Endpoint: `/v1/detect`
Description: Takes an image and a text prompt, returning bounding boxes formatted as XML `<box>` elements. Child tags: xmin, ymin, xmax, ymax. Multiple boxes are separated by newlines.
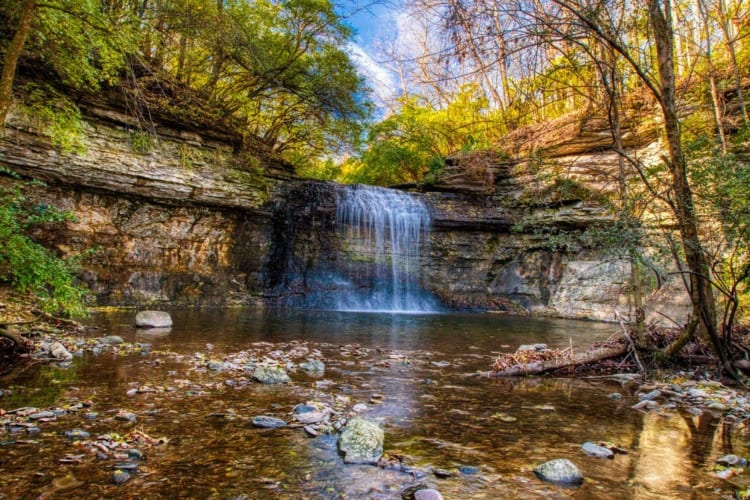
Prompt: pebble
<box><xmin>49</xmin><ymin>342</ymin><xmax>73</xmax><ymax>361</ymax></box>
<box><xmin>353</xmin><ymin>403</ymin><xmax>368</xmax><ymax>413</ymax></box>
<box><xmin>303</xmin><ymin>425</ymin><xmax>318</xmax><ymax>437</ymax></box>
<box><xmin>99</xmin><ymin>335</ymin><xmax>125</xmax><ymax>346</ymax></box>
<box><xmin>608</xmin><ymin>392</ymin><xmax>622</xmax><ymax>400</ymax></box>
<box><xmin>29</xmin><ymin>411</ymin><xmax>56</xmax><ymax>420</ymax></box>
<box><xmin>63</xmin><ymin>429</ymin><xmax>90</xmax><ymax>440</ymax></box>
<box><xmin>111</xmin><ymin>470</ymin><xmax>131</xmax><ymax>485</ymax></box>
<box><xmin>116</xmin><ymin>411</ymin><xmax>137</xmax><ymax>423</ymax></box>
<box><xmin>401</xmin><ymin>483</ymin><xmax>429</xmax><ymax>500</ymax></box>
<box><xmin>113</xmin><ymin>462</ymin><xmax>139</xmax><ymax>472</ymax></box>
<box><xmin>459</xmin><ymin>465</ymin><xmax>479</xmax><ymax>475</ymax></box>
<box><xmin>433</xmin><ymin>468</ymin><xmax>453</xmax><ymax>478</ymax></box>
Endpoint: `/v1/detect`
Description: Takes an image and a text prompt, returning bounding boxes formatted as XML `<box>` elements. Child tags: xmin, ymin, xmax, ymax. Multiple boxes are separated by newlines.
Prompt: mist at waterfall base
<box><xmin>278</xmin><ymin>184</ymin><xmax>442</xmax><ymax>313</ymax></box>
<box><xmin>332</xmin><ymin>185</ymin><xmax>440</xmax><ymax>313</ymax></box>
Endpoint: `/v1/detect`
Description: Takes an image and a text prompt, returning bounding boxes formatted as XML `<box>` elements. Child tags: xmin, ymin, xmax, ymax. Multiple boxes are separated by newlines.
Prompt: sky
<box><xmin>336</xmin><ymin>2</ymin><xmax>400</xmax><ymax>106</ymax></box>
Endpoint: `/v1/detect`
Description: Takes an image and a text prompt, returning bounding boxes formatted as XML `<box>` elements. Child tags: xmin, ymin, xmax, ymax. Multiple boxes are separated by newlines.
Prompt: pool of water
<box><xmin>0</xmin><ymin>309</ymin><xmax>745</xmax><ymax>498</ymax></box>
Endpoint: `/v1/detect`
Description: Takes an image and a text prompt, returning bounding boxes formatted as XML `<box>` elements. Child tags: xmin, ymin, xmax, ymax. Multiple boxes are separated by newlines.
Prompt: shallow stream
<box><xmin>1</xmin><ymin>310</ymin><xmax>747</xmax><ymax>498</ymax></box>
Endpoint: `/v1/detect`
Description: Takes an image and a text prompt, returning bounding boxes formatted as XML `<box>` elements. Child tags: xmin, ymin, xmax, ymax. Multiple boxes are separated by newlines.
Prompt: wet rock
<box><xmin>433</xmin><ymin>468</ymin><xmax>453</xmax><ymax>478</ymax></box>
<box><xmin>294</xmin><ymin>410</ymin><xmax>329</xmax><ymax>425</ymax></box>
<box><xmin>581</xmin><ymin>442</ymin><xmax>614</xmax><ymax>459</ymax></box>
<box><xmin>533</xmin><ymin>458</ymin><xmax>584</xmax><ymax>485</ymax></box>
<box><xmin>111</xmin><ymin>469</ymin><xmax>131</xmax><ymax>485</ymax></box>
<box><xmin>459</xmin><ymin>465</ymin><xmax>479</xmax><ymax>475</ymax></box>
<box><xmin>717</xmin><ymin>454</ymin><xmax>747</xmax><ymax>467</ymax></box>
<box><xmin>114</xmin><ymin>462</ymin><xmax>139</xmax><ymax>472</ymax></box>
<box><xmin>99</xmin><ymin>335</ymin><xmax>124</xmax><ymax>346</ymax></box>
<box><xmin>83</xmin><ymin>412</ymin><xmax>98</xmax><ymax>420</ymax></box>
<box><xmin>127</xmin><ymin>449</ymin><xmax>144</xmax><ymax>460</ymax></box>
<box><xmin>299</xmin><ymin>359</ymin><xmax>325</xmax><ymax>375</ymax></box>
<box><xmin>252</xmin><ymin>416</ymin><xmax>287</xmax><ymax>429</ymax></box>
<box><xmin>135</xmin><ymin>310</ymin><xmax>173</xmax><ymax>328</ymax></box>
<box><xmin>251</xmin><ymin>367</ymin><xmax>291</xmax><ymax>384</ymax></box>
<box><xmin>415</xmin><ymin>489</ymin><xmax>444</xmax><ymax>500</ymax></box>
<box><xmin>687</xmin><ymin>407</ymin><xmax>703</xmax><ymax>417</ymax></box>
<box><xmin>50</xmin><ymin>474</ymin><xmax>84</xmax><ymax>493</ymax></box>
<box><xmin>303</xmin><ymin>425</ymin><xmax>319</xmax><ymax>437</ymax></box>
<box><xmin>430</xmin><ymin>361</ymin><xmax>450</xmax><ymax>368</ymax></box>
<box><xmin>49</xmin><ymin>342</ymin><xmax>73</xmax><ymax>361</ymax></box>
<box><xmin>294</xmin><ymin>404</ymin><xmax>316</xmax><ymax>414</ymax></box>
<box><xmin>401</xmin><ymin>483</ymin><xmax>429</xmax><ymax>499</ymax></box>
<box><xmin>608</xmin><ymin>393</ymin><xmax>622</xmax><ymax>400</ymax></box>
<box><xmin>639</xmin><ymin>390</ymin><xmax>662</xmax><ymax>401</ymax></box>
<box><xmin>353</xmin><ymin>403</ymin><xmax>368</xmax><ymax>413</ymax></box>
<box><xmin>29</xmin><ymin>411</ymin><xmax>56</xmax><ymax>420</ymax></box>
<box><xmin>338</xmin><ymin>417</ymin><xmax>384</xmax><ymax>465</ymax></box>
<box><xmin>63</xmin><ymin>429</ymin><xmax>90</xmax><ymax>440</ymax></box>
<box><xmin>115</xmin><ymin>411</ymin><xmax>137</xmax><ymax>423</ymax></box>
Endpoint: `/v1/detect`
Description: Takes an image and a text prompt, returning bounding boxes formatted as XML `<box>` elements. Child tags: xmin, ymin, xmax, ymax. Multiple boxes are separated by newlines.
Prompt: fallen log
<box><xmin>485</xmin><ymin>342</ymin><xmax>628</xmax><ymax>377</ymax></box>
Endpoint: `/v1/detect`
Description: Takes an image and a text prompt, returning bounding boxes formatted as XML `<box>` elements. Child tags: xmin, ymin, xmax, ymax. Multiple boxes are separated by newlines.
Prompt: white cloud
<box><xmin>347</xmin><ymin>42</ymin><xmax>398</xmax><ymax>106</ymax></box>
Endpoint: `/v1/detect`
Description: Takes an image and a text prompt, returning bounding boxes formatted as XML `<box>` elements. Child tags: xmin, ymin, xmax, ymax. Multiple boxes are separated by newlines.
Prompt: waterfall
<box><xmin>335</xmin><ymin>185</ymin><xmax>438</xmax><ymax>313</ymax></box>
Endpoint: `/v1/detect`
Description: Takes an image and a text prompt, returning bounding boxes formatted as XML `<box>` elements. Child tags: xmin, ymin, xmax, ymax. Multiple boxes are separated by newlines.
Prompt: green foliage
<box><xmin>130</xmin><ymin>130</ymin><xmax>154</xmax><ymax>154</ymax></box>
<box><xmin>345</xmin><ymin>85</ymin><xmax>500</xmax><ymax>186</ymax></box>
<box><xmin>0</xmin><ymin>172</ymin><xmax>88</xmax><ymax>317</ymax></box>
<box><xmin>20</xmin><ymin>85</ymin><xmax>86</xmax><ymax>153</ymax></box>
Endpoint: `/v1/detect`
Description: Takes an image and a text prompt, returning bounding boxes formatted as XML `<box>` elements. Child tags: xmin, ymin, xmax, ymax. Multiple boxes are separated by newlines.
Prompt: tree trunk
<box><xmin>487</xmin><ymin>343</ymin><xmax>628</xmax><ymax>377</ymax></box>
<box><xmin>647</xmin><ymin>0</ymin><xmax>728</xmax><ymax>370</ymax></box>
<box><xmin>0</xmin><ymin>0</ymin><xmax>37</xmax><ymax>129</ymax></box>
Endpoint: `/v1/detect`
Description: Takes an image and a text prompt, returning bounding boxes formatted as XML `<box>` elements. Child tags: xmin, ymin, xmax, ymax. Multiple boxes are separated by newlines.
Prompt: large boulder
<box><xmin>338</xmin><ymin>417</ymin><xmax>384</xmax><ymax>465</ymax></box>
<box><xmin>135</xmin><ymin>311</ymin><xmax>173</xmax><ymax>328</ymax></box>
<box><xmin>533</xmin><ymin>458</ymin><xmax>584</xmax><ymax>485</ymax></box>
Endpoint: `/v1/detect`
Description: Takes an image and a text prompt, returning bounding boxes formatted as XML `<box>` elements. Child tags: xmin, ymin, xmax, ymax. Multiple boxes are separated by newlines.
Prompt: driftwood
<box><xmin>486</xmin><ymin>342</ymin><xmax>628</xmax><ymax>377</ymax></box>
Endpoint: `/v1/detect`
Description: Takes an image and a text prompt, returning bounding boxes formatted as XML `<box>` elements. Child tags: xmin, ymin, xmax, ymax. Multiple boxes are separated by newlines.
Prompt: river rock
<box><xmin>581</xmin><ymin>442</ymin><xmax>614</xmax><ymax>459</ymax></box>
<box><xmin>63</xmin><ymin>429</ymin><xmax>90</xmax><ymax>440</ymax></box>
<box><xmin>299</xmin><ymin>359</ymin><xmax>325</xmax><ymax>375</ymax></box>
<box><xmin>252</xmin><ymin>416</ymin><xmax>287</xmax><ymax>429</ymax></box>
<box><xmin>415</xmin><ymin>489</ymin><xmax>444</xmax><ymax>500</ymax></box>
<box><xmin>111</xmin><ymin>470</ymin><xmax>131</xmax><ymax>485</ymax></box>
<box><xmin>99</xmin><ymin>335</ymin><xmax>124</xmax><ymax>346</ymax></box>
<box><xmin>717</xmin><ymin>454</ymin><xmax>747</xmax><ymax>467</ymax></box>
<box><xmin>135</xmin><ymin>310</ymin><xmax>173</xmax><ymax>328</ymax></box>
<box><xmin>252</xmin><ymin>367</ymin><xmax>291</xmax><ymax>384</ymax></box>
<box><xmin>49</xmin><ymin>342</ymin><xmax>73</xmax><ymax>361</ymax></box>
<box><xmin>533</xmin><ymin>458</ymin><xmax>584</xmax><ymax>485</ymax></box>
<box><xmin>338</xmin><ymin>417</ymin><xmax>384</xmax><ymax>464</ymax></box>
<box><xmin>294</xmin><ymin>409</ymin><xmax>329</xmax><ymax>425</ymax></box>
<box><xmin>29</xmin><ymin>411</ymin><xmax>56</xmax><ymax>420</ymax></box>
<box><xmin>401</xmin><ymin>483</ymin><xmax>429</xmax><ymax>499</ymax></box>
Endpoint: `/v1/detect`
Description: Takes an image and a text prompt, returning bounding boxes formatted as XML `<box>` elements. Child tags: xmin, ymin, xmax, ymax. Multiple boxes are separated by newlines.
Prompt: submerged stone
<box><xmin>252</xmin><ymin>416</ymin><xmax>287</xmax><ymax>429</ymax></box>
<box><xmin>299</xmin><ymin>359</ymin><xmax>325</xmax><ymax>375</ymax></box>
<box><xmin>533</xmin><ymin>458</ymin><xmax>584</xmax><ymax>485</ymax></box>
<box><xmin>111</xmin><ymin>470</ymin><xmax>131</xmax><ymax>485</ymax></box>
<box><xmin>99</xmin><ymin>335</ymin><xmax>124</xmax><ymax>346</ymax></box>
<box><xmin>135</xmin><ymin>310</ymin><xmax>173</xmax><ymax>328</ymax></box>
<box><xmin>338</xmin><ymin>417</ymin><xmax>384</xmax><ymax>465</ymax></box>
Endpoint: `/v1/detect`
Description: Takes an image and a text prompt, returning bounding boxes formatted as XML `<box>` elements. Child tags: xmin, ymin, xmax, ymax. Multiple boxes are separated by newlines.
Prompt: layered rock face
<box><xmin>0</xmin><ymin>100</ymin><xmax>685</xmax><ymax>322</ymax></box>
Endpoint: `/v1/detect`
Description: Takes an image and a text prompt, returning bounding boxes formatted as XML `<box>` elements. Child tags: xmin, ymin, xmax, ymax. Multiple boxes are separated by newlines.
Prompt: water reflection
<box><xmin>1</xmin><ymin>310</ymin><xmax>747</xmax><ymax>498</ymax></box>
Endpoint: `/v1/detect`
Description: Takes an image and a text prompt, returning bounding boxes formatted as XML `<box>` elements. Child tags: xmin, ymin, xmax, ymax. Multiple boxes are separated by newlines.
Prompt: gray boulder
<box><xmin>252</xmin><ymin>366</ymin><xmax>291</xmax><ymax>384</ymax></box>
<box><xmin>338</xmin><ymin>417</ymin><xmax>384</xmax><ymax>465</ymax></box>
<box><xmin>99</xmin><ymin>335</ymin><xmax>124</xmax><ymax>346</ymax></box>
<box><xmin>135</xmin><ymin>311</ymin><xmax>173</xmax><ymax>328</ymax></box>
<box><xmin>533</xmin><ymin>458</ymin><xmax>584</xmax><ymax>485</ymax></box>
<box><xmin>49</xmin><ymin>342</ymin><xmax>73</xmax><ymax>361</ymax></box>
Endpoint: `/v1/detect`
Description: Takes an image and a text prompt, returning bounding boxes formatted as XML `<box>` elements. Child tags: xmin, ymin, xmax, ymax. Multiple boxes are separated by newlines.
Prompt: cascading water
<box><xmin>335</xmin><ymin>185</ymin><xmax>439</xmax><ymax>313</ymax></box>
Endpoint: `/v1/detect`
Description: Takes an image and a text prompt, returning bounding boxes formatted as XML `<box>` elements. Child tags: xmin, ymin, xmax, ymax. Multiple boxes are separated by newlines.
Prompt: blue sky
<box><xmin>336</xmin><ymin>2</ymin><xmax>400</xmax><ymax>105</ymax></box>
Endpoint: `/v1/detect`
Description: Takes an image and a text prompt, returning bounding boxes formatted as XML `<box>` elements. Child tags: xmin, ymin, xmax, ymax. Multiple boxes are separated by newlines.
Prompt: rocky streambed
<box><xmin>1</xmin><ymin>309</ymin><xmax>750</xmax><ymax>499</ymax></box>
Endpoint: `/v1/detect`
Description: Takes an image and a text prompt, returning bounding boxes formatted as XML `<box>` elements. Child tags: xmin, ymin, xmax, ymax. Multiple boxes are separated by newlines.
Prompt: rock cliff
<box><xmin>0</xmin><ymin>99</ymin><xmax>687</xmax><ymax>322</ymax></box>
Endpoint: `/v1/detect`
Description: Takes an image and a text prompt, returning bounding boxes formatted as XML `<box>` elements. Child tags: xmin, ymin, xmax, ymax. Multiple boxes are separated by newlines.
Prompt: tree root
<box><xmin>0</xmin><ymin>327</ymin><xmax>32</xmax><ymax>354</ymax></box>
